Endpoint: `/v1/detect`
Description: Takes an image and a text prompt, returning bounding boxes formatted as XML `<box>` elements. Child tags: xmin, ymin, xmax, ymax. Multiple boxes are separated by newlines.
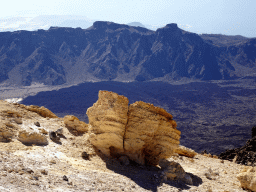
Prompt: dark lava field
<box><xmin>20</xmin><ymin>78</ymin><xmax>256</xmax><ymax>155</ymax></box>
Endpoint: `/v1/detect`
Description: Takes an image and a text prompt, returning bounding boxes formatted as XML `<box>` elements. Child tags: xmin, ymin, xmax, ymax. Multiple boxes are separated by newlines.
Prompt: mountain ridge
<box><xmin>0</xmin><ymin>21</ymin><xmax>256</xmax><ymax>86</ymax></box>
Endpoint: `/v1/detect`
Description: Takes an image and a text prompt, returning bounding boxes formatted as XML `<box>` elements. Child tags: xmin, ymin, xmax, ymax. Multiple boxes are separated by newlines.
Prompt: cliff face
<box><xmin>0</xmin><ymin>21</ymin><xmax>256</xmax><ymax>86</ymax></box>
<box><xmin>86</xmin><ymin>91</ymin><xmax>181</xmax><ymax>165</ymax></box>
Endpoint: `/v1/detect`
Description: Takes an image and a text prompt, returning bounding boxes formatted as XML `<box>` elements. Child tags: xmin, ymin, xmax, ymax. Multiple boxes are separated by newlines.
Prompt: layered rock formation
<box><xmin>20</xmin><ymin>105</ymin><xmax>58</xmax><ymax>118</ymax></box>
<box><xmin>87</xmin><ymin>91</ymin><xmax>181</xmax><ymax>165</ymax></box>
<box><xmin>87</xmin><ymin>91</ymin><xmax>129</xmax><ymax>156</ymax></box>
<box><xmin>124</xmin><ymin>101</ymin><xmax>180</xmax><ymax>165</ymax></box>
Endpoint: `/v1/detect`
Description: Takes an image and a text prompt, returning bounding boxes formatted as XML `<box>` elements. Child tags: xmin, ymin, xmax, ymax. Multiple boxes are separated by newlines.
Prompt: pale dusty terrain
<box><xmin>0</xmin><ymin>100</ymin><xmax>251</xmax><ymax>192</ymax></box>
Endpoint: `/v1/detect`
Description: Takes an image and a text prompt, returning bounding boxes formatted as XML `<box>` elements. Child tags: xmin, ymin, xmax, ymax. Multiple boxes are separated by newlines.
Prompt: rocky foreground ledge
<box><xmin>0</xmin><ymin>91</ymin><xmax>255</xmax><ymax>192</ymax></box>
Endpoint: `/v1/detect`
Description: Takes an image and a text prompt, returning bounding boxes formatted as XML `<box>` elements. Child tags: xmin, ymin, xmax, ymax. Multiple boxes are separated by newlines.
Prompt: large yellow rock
<box><xmin>237</xmin><ymin>167</ymin><xmax>256</xmax><ymax>192</ymax></box>
<box><xmin>124</xmin><ymin>101</ymin><xmax>180</xmax><ymax>165</ymax></box>
<box><xmin>86</xmin><ymin>91</ymin><xmax>129</xmax><ymax>156</ymax></box>
<box><xmin>87</xmin><ymin>91</ymin><xmax>181</xmax><ymax>165</ymax></box>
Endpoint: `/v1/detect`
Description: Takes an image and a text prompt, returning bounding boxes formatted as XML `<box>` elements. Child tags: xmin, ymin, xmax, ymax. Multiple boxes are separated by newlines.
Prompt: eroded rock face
<box><xmin>175</xmin><ymin>145</ymin><xmax>197</xmax><ymax>158</ymax></box>
<box><xmin>64</xmin><ymin>115</ymin><xmax>88</xmax><ymax>136</ymax></box>
<box><xmin>124</xmin><ymin>101</ymin><xmax>180</xmax><ymax>165</ymax></box>
<box><xmin>24</xmin><ymin>105</ymin><xmax>58</xmax><ymax>118</ymax></box>
<box><xmin>18</xmin><ymin>130</ymin><xmax>48</xmax><ymax>145</ymax></box>
<box><xmin>237</xmin><ymin>167</ymin><xmax>256</xmax><ymax>192</ymax></box>
<box><xmin>87</xmin><ymin>91</ymin><xmax>181</xmax><ymax>165</ymax></box>
<box><xmin>86</xmin><ymin>91</ymin><xmax>129</xmax><ymax>156</ymax></box>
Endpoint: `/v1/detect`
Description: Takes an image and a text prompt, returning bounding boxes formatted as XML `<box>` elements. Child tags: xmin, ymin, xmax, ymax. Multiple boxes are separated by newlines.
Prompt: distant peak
<box><xmin>166</xmin><ymin>23</ymin><xmax>178</xmax><ymax>28</ymax></box>
<box><xmin>127</xmin><ymin>22</ymin><xmax>145</xmax><ymax>28</ymax></box>
<box><xmin>165</xmin><ymin>23</ymin><xmax>178</xmax><ymax>29</ymax></box>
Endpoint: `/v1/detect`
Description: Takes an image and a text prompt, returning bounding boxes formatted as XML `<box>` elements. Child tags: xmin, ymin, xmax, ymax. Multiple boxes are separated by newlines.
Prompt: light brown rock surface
<box><xmin>17</xmin><ymin>130</ymin><xmax>48</xmax><ymax>145</ymax></box>
<box><xmin>175</xmin><ymin>145</ymin><xmax>197</xmax><ymax>158</ymax></box>
<box><xmin>23</xmin><ymin>105</ymin><xmax>58</xmax><ymax>118</ymax></box>
<box><xmin>64</xmin><ymin>115</ymin><xmax>88</xmax><ymax>135</ymax></box>
<box><xmin>87</xmin><ymin>91</ymin><xmax>181</xmax><ymax>165</ymax></box>
<box><xmin>86</xmin><ymin>91</ymin><xmax>129</xmax><ymax>156</ymax></box>
<box><xmin>0</xmin><ymin>121</ymin><xmax>18</xmax><ymax>142</ymax></box>
<box><xmin>124</xmin><ymin>101</ymin><xmax>180</xmax><ymax>165</ymax></box>
<box><xmin>237</xmin><ymin>167</ymin><xmax>256</xmax><ymax>191</ymax></box>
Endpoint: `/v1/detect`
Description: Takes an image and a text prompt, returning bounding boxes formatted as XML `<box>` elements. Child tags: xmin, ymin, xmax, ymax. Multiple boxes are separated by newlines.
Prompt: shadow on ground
<box><xmin>94</xmin><ymin>151</ymin><xmax>202</xmax><ymax>192</ymax></box>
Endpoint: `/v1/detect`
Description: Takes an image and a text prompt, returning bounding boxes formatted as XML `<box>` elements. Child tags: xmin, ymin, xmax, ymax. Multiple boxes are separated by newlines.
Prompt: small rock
<box><xmin>49</xmin><ymin>131</ymin><xmax>60</xmax><ymax>142</ymax></box>
<box><xmin>159</xmin><ymin>159</ymin><xmax>186</xmax><ymax>181</ymax></box>
<box><xmin>56</xmin><ymin>128</ymin><xmax>63</xmax><ymax>135</ymax></box>
<box><xmin>63</xmin><ymin>175</ymin><xmax>68</xmax><ymax>181</ymax></box>
<box><xmin>81</xmin><ymin>152</ymin><xmax>90</xmax><ymax>160</ymax></box>
<box><xmin>40</xmin><ymin>169</ymin><xmax>48</xmax><ymax>175</ymax></box>
<box><xmin>23</xmin><ymin>168</ymin><xmax>34</xmax><ymax>174</ymax></box>
<box><xmin>34</xmin><ymin>122</ymin><xmax>40</xmax><ymax>127</ymax></box>
<box><xmin>13</xmin><ymin>118</ymin><xmax>23</xmax><ymax>124</ymax></box>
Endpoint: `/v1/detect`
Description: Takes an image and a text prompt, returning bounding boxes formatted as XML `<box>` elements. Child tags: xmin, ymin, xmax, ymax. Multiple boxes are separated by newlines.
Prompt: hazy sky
<box><xmin>1</xmin><ymin>0</ymin><xmax>256</xmax><ymax>37</ymax></box>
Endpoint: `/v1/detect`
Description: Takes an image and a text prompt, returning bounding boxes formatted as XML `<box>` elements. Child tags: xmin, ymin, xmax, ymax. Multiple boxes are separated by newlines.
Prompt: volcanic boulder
<box><xmin>87</xmin><ymin>91</ymin><xmax>181</xmax><ymax>165</ymax></box>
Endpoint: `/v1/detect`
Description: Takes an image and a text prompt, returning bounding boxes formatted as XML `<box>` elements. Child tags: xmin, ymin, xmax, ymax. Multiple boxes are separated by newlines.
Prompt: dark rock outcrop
<box><xmin>0</xmin><ymin>21</ymin><xmax>256</xmax><ymax>85</ymax></box>
<box><xmin>219</xmin><ymin>126</ymin><xmax>256</xmax><ymax>166</ymax></box>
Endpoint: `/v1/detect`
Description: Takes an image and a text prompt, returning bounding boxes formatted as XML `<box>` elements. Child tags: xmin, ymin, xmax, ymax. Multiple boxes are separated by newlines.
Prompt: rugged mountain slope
<box><xmin>0</xmin><ymin>21</ymin><xmax>256</xmax><ymax>86</ymax></box>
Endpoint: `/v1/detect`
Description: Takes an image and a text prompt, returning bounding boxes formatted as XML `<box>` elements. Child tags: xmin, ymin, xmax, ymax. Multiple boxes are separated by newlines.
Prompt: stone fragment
<box><xmin>18</xmin><ymin>130</ymin><xmax>48</xmax><ymax>145</ymax></box>
<box><xmin>175</xmin><ymin>145</ymin><xmax>197</xmax><ymax>158</ymax></box>
<box><xmin>34</xmin><ymin>122</ymin><xmax>40</xmax><ymax>127</ymax></box>
<box><xmin>64</xmin><ymin>115</ymin><xmax>88</xmax><ymax>135</ymax></box>
<box><xmin>204</xmin><ymin>168</ymin><xmax>219</xmax><ymax>180</ymax></box>
<box><xmin>237</xmin><ymin>167</ymin><xmax>256</xmax><ymax>192</ymax></box>
<box><xmin>39</xmin><ymin>128</ymin><xmax>48</xmax><ymax>135</ymax></box>
<box><xmin>124</xmin><ymin>101</ymin><xmax>180</xmax><ymax>165</ymax></box>
<box><xmin>87</xmin><ymin>91</ymin><xmax>129</xmax><ymax>156</ymax></box>
<box><xmin>159</xmin><ymin>159</ymin><xmax>186</xmax><ymax>181</ymax></box>
<box><xmin>56</xmin><ymin>128</ymin><xmax>63</xmax><ymax>135</ymax></box>
<box><xmin>13</xmin><ymin>118</ymin><xmax>23</xmax><ymax>124</ymax></box>
<box><xmin>81</xmin><ymin>152</ymin><xmax>90</xmax><ymax>160</ymax></box>
<box><xmin>49</xmin><ymin>131</ymin><xmax>60</xmax><ymax>143</ymax></box>
<box><xmin>25</xmin><ymin>105</ymin><xmax>58</xmax><ymax>118</ymax></box>
<box><xmin>63</xmin><ymin>175</ymin><xmax>68</xmax><ymax>181</ymax></box>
